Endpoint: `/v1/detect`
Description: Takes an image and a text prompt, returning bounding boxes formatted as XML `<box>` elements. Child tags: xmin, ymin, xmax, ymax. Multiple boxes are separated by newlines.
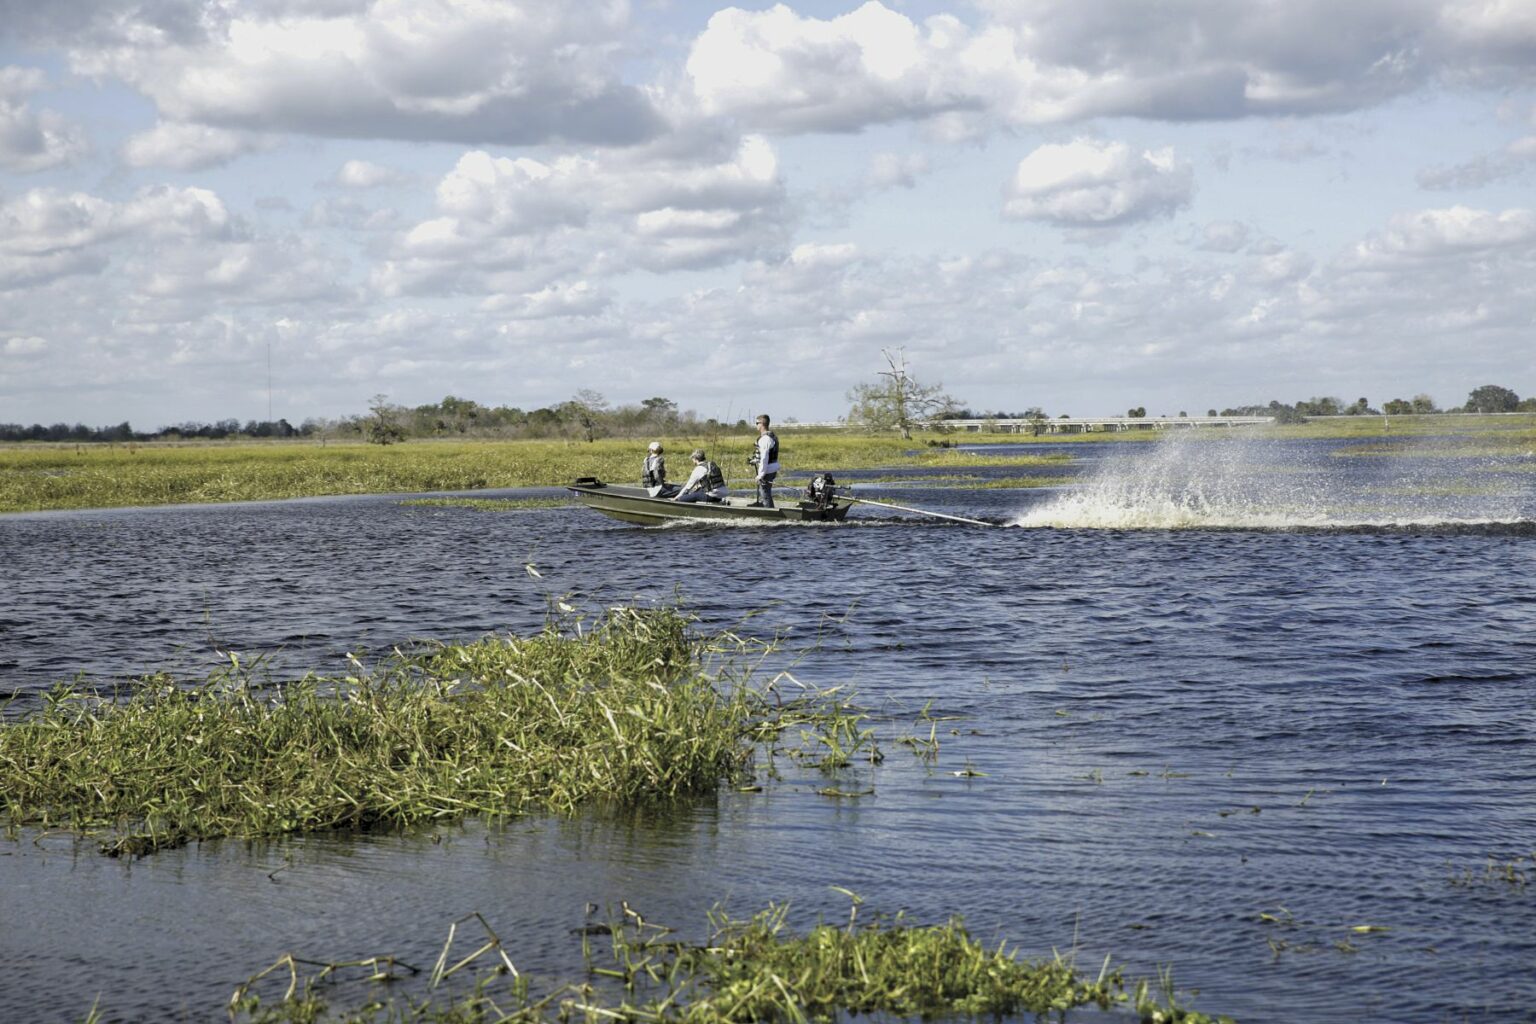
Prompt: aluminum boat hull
<box><xmin>567</xmin><ymin>478</ymin><xmax>854</xmax><ymax>526</ymax></box>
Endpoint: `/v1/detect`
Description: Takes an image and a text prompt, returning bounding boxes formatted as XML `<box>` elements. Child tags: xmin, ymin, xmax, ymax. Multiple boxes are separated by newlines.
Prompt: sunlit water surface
<box><xmin>2</xmin><ymin>435</ymin><xmax>1534</xmax><ymax>1023</ymax></box>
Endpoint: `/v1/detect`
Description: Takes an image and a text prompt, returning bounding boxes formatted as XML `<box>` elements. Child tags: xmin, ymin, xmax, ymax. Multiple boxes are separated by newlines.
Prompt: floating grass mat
<box><xmin>0</xmin><ymin>607</ymin><xmax>839</xmax><ymax>857</ymax></box>
<box><xmin>228</xmin><ymin>900</ymin><xmax>1234</xmax><ymax>1024</ymax></box>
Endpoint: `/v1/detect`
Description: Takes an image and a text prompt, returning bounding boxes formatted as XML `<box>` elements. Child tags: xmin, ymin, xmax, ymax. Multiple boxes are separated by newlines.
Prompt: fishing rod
<box><xmin>845</xmin><ymin>496</ymin><xmax>998</xmax><ymax>527</ymax></box>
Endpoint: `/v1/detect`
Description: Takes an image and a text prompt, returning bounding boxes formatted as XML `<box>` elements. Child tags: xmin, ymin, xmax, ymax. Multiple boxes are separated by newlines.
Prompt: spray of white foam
<box><xmin>1013</xmin><ymin>432</ymin><xmax>1530</xmax><ymax>529</ymax></box>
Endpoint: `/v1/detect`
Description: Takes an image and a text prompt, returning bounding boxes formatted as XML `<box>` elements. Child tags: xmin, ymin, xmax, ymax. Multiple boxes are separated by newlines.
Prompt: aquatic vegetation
<box><xmin>0</xmin><ymin>433</ymin><xmax>1070</xmax><ymax>513</ymax></box>
<box><xmin>970</xmin><ymin>473</ymin><xmax>1072</xmax><ymax>489</ymax></box>
<box><xmin>5</xmin><ymin>415</ymin><xmax>1532</xmax><ymax>513</ymax></box>
<box><xmin>0</xmin><ymin>607</ymin><xmax>861</xmax><ymax>856</ymax></box>
<box><xmin>1256</xmin><ymin>906</ymin><xmax>1396</xmax><ymax>964</ymax></box>
<box><xmin>1448</xmin><ymin>853</ymin><xmax>1533</xmax><ymax>889</ymax></box>
<box><xmin>804</xmin><ymin>699</ymin><xmax>881</xmax><ymax>771</ymax></box>
<box><xmin>894</xmin><ymin>702</ymin><xmax>954</xmax><ymax>765</ymax></box>
<box><xmin>1335</xmin><ymin>436</ymin><xmax>1536</xmax><ymax>460</ymax></box>
<box><xmin>226</xmin><ymin>898</ymin><xmax>1235</xmax><ymax>1024</ymax></box>
<box><xmin>1237</xmin><ymin>414</ymin><xmax>1536</xmax><ymax>442</ymax></box>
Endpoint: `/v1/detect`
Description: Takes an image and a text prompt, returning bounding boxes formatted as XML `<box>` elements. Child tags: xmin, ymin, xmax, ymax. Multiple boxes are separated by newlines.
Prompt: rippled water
<box><xmin>3</xmin><ymin>436</ymin><xmax>1535</xmax><ymax>1023</ymax></box>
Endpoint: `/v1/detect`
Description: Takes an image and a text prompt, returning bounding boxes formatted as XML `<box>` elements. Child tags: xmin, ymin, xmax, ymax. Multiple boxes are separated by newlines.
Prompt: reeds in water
<box><xmin>226</xmin><ymin>899</ymin><xmax>1235</xmax><ymax>1023</ymax></box>
<box><xmin>1</xmin><ymin>607</ymin><xmax>795</xmax><ymax>856</ymax></box>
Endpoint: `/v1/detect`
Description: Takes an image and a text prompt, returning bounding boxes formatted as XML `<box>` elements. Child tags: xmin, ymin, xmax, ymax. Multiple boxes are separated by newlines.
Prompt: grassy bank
<box><xmin>229</xmin><ymin>900</ymin><xmax>1232</xmax><ymax>1024</ymax></box>
<box><xmin>9</xmin><ymin>416</ymin><xmax>1530</xmax><ymax>514</ymax></box>
<box><xmin>0</xmin><ymin>607</ymin><xmax>842</xmax><ymax>857</ymax></box>
<box><xmin>1238</xmin><ymin>412</ymin><xmax>1536</xmax><ymax>442</ymax></box>
<box><xmin>0</xmin><ymin>433</ymin><xmax>1069</xmax><ymax>513</ymax></box>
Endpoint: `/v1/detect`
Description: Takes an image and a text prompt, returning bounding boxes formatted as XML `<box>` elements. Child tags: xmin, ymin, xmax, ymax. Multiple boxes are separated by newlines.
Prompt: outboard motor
<box><xmin>802</xmin><ymin>472</ymin><xmax>837</xmax><ymax>509</ymax></box>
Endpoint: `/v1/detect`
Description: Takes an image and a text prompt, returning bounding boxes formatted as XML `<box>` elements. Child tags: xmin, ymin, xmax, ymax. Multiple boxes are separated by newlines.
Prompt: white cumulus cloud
<box><xmin>1349</xmin><ymin>205</ymin><xmax>1536</xmax><ymax>265</ymax></box>
<box><xmin>681</xmin><ymin>0</ymin><xmax>1536</xmax><ymax>138</ymax></box>
<box><xmin>0</xmin><ymin>66</ymin><xmax>88</xmax><ymax>172</ymax></box>
<box><xmin>4</xmin><ymin>335</ymin><xmax>49</xmax><ymax>356</ymax></box>
<box><xmin>120</xmin><ymin>121</ymin><xmax>273</xmax><ymax>170</ymax></box>
<box><xmin>867</xmin><ymin>151</ymin><xmax>930</xmax><ymax>189</ymax></box>
<box><xmin>686</xmin><ymin>2</ymin><xmax>989</xmax><ymax>133</ymax></box>
<box><xmin>334</xmin><ymin>159</ymin><xmax>407</xmax><ymax>188</ymax></box>
<box><xmin>1003</xmin><ymin>139</ymin><xmax>1193</xmax><ymax>226</ymax></box>
<box><xmin>380</xmin><ymin>134</ymin><xmax>790</xmax><ymax>298</ymax></box>
<box><xmin>0</xmin><ymin>186</ymin><xmax>230</xmax><ymax>257</ymax></box>
<box><xmin>65</xmin><ymin>0</ymin><xmax>665</xmax><ymax>147</ymax></box>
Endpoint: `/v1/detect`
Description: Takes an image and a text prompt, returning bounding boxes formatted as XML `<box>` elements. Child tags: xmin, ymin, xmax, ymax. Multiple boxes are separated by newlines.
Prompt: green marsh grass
<box><xmin>1219</xmin><ymin>413</ymin><xmax>1536</xmax><ymax>443</ymax></box>
<box><xmin>0</xmin><ymin>607</ymin><xmax>856</xmax><ymax>856</ymax></box>
<box><xmin>6</xmin><ymin>416</ymin><xmax>1533</xmax><ymax>513</ymax></box>
<box><xmin>0</xmin><ymin>434</ymin><xmax>1070</xmax><ymax>513</ymax></box>
<box><xmin>227</xmin><ymin>898</ymin><xmax>1235</xmax><ymax>1024</ymax></box>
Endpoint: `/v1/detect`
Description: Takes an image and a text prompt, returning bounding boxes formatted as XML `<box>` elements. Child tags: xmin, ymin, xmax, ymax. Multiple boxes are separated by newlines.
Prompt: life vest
<box><xmin>642</xmin><ymin>454</ymin><xmax>665</xmax><ymax>488</ymax></box>
<box><xmin>803</xmin><ymin>472</ymin><xmax>836</xmax><ymax>508</ymax></box>
<box><xmin>703</xmin><ymin>460</ymin><xmax>725</xmax><ymax>491</ymax></box>
<box><xmin>764</xmin><ymin>431</ymin><xmax>779</xmax><ymax>465</ymax></box>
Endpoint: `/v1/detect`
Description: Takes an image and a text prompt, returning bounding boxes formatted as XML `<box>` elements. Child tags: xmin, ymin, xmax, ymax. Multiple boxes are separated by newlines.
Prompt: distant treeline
<box><xmin>0</xmin><ymin>394</ymin><xmax>750</xmax><ymax>445</ymax></box>
<box><xmin>956</xmin><ymin>384</ymin><xmax>1535</xmax><ymax>425</ymax></box>
<box><xmin>0</xmin><ymin>418</ymin><xmax>312</xmax><ymax>443</ymax></box>
<box><xmin>6</xmin><ymin>384</ymin><xmax>1533</xmax><ymax>445</ymax></box>
<box><xmin>1216</xmin><ymin>384</ymin><xmax>1536</xmax><ymax>424</ymax></box>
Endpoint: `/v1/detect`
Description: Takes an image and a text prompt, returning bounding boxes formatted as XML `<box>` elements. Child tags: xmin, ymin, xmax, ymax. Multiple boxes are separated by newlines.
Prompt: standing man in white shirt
<box><xmin>747</xmin><ymin>414</ymin><xmax>779</xmax><ymax>507</ymax></box>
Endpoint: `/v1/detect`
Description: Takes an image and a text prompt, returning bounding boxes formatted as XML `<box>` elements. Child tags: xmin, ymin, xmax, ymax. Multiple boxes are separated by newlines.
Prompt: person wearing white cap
<box><xmin>641</xmin><ymin>441</ymin><xmax>678</xmax><ymax>497</ymax></box>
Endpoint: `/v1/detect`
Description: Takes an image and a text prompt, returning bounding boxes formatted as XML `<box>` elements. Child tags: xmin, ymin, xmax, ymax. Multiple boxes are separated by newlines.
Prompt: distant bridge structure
<box><xmin>937</xmin><ymin>415</ymin><xmax>1276</xmax><ymax>435</ymax></box>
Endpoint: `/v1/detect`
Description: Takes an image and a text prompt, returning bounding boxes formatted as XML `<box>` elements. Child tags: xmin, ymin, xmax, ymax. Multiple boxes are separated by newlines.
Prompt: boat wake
<box><xmin>1011</xmin><ymin>432</ymin><xmax>1535</xmax><ymax>530</ymax></box>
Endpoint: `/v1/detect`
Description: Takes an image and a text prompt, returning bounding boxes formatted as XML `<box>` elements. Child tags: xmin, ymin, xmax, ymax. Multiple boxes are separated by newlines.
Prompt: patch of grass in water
<box><xmin>226</xmin><ymin>898</ymin><xmax>1235</xmax><ymax>1023</ymax></box>
<box><xmin>968</xmin><ymin>473</ymin><xmax>1073</xmax><ymax>489</ymax></box>
<box><xmin>1249</xmin><ymin>414</ymin><xmax>1536</xmax><ymax>442</ymax></box>
<box><xmin>0</xmin><ymin>607</ymin><xmax>859</xmax><ymax>857</ymax></box>
<box><xmin>1334</xmin><ymin>438</ymin><xmax>1536</xmax><ymax>459</ymax></box>
<box><xmin>1447</xmin><ymin>852</ymin><xmax>1533</xmax><ymax>889</ymax></box>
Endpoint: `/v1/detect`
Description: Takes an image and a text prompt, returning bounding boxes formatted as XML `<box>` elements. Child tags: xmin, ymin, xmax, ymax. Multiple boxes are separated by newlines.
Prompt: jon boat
<box><xmin>567</xmin><ymin>477</ymin><xmax>854</xmax><ymax>526</ymax></box>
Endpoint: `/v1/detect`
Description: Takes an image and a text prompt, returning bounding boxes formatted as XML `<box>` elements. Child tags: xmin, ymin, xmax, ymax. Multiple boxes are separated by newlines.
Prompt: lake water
<box><xmin>2</xmin><ymin>434</ymin><xmax>1535</xmax><ymax>1023</ymax></box>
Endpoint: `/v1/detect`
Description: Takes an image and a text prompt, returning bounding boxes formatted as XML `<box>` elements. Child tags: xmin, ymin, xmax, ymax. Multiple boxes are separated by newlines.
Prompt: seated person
<box><xmin>642</xmin><ymin>441</ymin><xmax>679</xmax><ymax>497</ymax></box>
<box><xmin>674</xmin><ymin>449</ymin><xmax>728</xmax><ymax>502</ymax></box>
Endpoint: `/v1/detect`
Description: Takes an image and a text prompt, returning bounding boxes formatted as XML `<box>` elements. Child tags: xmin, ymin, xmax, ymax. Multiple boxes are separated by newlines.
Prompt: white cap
<box><xmin>648</xmin><ymin>441</ymin><xmax>662</xmax><ymax>452</ymax></box>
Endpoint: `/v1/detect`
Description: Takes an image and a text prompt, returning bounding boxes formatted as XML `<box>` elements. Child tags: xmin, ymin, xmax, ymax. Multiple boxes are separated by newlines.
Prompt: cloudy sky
<box><xmin>2</xmin><ymin>0</ymin><xmax>1534</xmax><ymax>428</ymax></box>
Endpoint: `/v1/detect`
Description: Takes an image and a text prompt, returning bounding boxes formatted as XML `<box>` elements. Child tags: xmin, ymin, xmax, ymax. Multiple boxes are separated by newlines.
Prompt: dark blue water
<box><xmin>2</xmin><ymin>438</ymin><xmax>1535</xmax><ymax>1023</ymax></box>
